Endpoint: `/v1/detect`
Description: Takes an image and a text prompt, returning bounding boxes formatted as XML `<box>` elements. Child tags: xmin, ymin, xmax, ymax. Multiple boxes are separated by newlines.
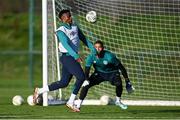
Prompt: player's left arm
<box><xmin>113</xmin><ymin>55</ymin><xmax>135</xmax><ymax>94</ymax></box>
<box><xmin>78</xmin><ymin>28</ymin><xmax>97</xmax><ymax>55</ymax></box>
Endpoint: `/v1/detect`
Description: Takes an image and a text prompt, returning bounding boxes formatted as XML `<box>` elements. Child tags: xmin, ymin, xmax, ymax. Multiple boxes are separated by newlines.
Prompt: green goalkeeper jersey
<box><xmin>85</xmin><ymin>50</ymin><xmax>121</xmax><ymax>73</ymax></box>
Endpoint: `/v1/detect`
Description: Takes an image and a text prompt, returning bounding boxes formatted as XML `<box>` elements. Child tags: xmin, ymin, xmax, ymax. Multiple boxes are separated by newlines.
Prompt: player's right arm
<box><xmin>56</xmin><ymin>30</ymin><xmax>80</xmax><ymax>60</ymax></box>
<box><xmin>84</xmin><ymin>54</ymin><xmax>94</xmax><ymax>79</ymax></box>
<box><xmin>82</xmin><ymin>54</ymin><xmax>94</xmax><ymax>87</ymax></box>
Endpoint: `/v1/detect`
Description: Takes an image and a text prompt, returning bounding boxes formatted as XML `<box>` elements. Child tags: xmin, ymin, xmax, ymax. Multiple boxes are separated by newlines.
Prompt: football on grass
<box><xmin>27</xmin><ymin>95</ymin><xmax>35</xmax><ymax>106</ymax></box>
<box><xmin>100</xmin><ymin>95</ymin><xmax>110</xmax><ymax>105</ymax></box>
<box><xmin>27</xmin><ymin>94</ymin><xmax>43</xmax><ymax>106</ymax></box>
<box><xmin>12</xmin><ymin>95</ymin><xmax>24</xmax><ymax>106</ymax></box>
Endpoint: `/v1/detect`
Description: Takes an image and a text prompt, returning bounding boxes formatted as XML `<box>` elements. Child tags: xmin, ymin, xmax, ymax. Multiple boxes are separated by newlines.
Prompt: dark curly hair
<box><xmin>94</xmin><ymin>40</ymin><xmax>104</xmax><ymax>48</ymax></box>
<box><xmin>58</xmin><ymin>9</ymin><xmax>71</xmax><ymax>19</ymax></box>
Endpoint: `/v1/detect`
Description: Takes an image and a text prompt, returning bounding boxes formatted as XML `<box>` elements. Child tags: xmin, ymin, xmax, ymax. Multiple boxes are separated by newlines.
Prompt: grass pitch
<box><xmin>0</xmin><ymin>84</ymin><xmax>179</xmax><ymax>119</ymax></box>
<box><xmin>0</xmin><ymin>104</ymin><xmax>179</xmax><ymax>119</ymax></box>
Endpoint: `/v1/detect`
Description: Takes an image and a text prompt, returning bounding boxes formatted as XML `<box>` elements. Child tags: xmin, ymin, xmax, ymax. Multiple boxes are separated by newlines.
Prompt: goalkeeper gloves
<box><xmin>82</xmin><ymin>80</ymin><xmax>89</xmax><ymax>87</ymax></box>
<box><xmin>125</xmin><ymin>79</ymin><xmax>135</xmax><ymax>94</ymax></box>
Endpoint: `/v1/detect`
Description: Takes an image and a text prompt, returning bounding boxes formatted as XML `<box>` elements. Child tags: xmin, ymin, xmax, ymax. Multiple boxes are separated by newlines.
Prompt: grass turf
<box><xmin>0</xmin><ymin>86</ymin><xmax>180</xmax><ymax>119</ymax></box>
<box><xmin>0</xmin><ymin>104</ymin><xmax>179</xmax><ymax>119</ymax></box>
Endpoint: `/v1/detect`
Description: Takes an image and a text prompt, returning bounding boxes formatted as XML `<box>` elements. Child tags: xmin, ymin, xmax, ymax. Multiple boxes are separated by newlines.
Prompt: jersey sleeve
<box><xmin>111</xmin><ymin>53</ymin><xmax>121</xmax><ymax>65</ymax></box>
<box><xmin>85</xmin><ymin>54</ymin><xmax>94</xmax><ymax>67</ymax></box>
<box><xmin>111</xmin><ymin>52</ymin><xmax>129</xmax><ymax>79</ymax></box>
<box><xmin>78</xmin><ymin>28</ymin><xmax>97</xmax><ymax>54</ymax></box>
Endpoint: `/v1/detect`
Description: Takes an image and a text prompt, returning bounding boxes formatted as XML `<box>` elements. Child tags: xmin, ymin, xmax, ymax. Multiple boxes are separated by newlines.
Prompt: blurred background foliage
<box><xmin>0</xmin><ymin>0</ymin><xmax>42</xmax><ymax>88</ymax></box>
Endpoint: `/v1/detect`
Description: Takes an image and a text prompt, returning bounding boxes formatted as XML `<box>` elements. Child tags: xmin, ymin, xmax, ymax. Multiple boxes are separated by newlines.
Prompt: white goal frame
<box><xmin>42</xmin><ymin>0</ymin><xmax>180</xmax><ymax>106</ymax></box>
<box><xmin>42</xmin><ymin>0</ymin><xmax>48</xmax><ymax>106</ymax></box>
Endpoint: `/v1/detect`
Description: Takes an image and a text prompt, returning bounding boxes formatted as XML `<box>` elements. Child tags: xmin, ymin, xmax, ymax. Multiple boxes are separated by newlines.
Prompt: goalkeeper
<box><xmin>76</xmin><ymin>40</ymin><xmax>134</xmax><ymax>111</ymax></box>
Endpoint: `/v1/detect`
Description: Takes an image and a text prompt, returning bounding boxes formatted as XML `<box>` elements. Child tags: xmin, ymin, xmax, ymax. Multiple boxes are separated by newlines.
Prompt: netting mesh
<box><xmin>47</xmin><ymin>0</ymin><xmax>180</xmax><ymax>101</ymax></box>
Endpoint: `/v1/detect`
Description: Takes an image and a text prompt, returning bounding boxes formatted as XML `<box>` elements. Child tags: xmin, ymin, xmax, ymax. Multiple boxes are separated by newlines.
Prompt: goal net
<box><xmin>42</xmin><ymin>0</ymin><xmax>180</xmax><ymax>106</ymax></box>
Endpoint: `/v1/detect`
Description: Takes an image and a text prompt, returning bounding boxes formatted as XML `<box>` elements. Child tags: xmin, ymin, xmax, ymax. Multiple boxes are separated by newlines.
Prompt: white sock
<box><xmin>76</xmin><ymin>99</ymin><xmax>83</xmax><ymax>108</ymax></box>
<box><xmin>115</xmin><ymin>96</ymin><xmax>121</xmax><ymax>103</ymax></box>
<box><xmin>37</xmin><ymin>85</ymin><xmax>49</xmax><ymax>94</ymax></box>
<box><xmin>67</xmin><ymin>94</ymin><xmax>76</xmax><ymax>104</ymax></box>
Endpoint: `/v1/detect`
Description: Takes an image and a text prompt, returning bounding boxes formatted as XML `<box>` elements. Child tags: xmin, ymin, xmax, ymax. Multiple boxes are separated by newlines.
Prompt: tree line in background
<box><xmin>0</xmin><ymin>0</ymin><xmax>41</xmax><ymax>15</ymax></box>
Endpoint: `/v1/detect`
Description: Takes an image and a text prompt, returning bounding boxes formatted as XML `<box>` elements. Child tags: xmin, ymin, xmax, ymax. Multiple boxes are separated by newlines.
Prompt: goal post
<box><xmin>42</xmin><ymin>0</ymin><xmax>180</xmax><ymax>106</ymax></box>
<box><xmin>42</xmin><ymin>0</ymin><xmax>48</xmax><ymax>106</ymax></box>
<box><xmin>42</xmin><ymin>0</ymin><xmax>62</xmax><ymax>106</ymax></box>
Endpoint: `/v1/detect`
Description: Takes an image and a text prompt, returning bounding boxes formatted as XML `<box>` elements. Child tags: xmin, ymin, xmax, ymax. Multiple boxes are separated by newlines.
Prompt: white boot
<box><xmin>115</xmin><ymin>101</ymin><xmax>128</xmax><ymax>110</ymax></box>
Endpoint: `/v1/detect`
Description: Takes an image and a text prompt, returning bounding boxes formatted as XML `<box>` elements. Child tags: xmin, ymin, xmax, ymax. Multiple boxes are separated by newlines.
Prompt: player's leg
<box><xmin>48</xmin><ymin>67</ymin><xmax>72</xmax><ymax>90</ymax></box>
<box><xmin>115</xmin><ymin>84</ymin><xmax>127</xmax><ymax>109</ymax></box>
<box><xmin>33</xmin><ymin>74</ymin><xmax>72</xmax><ymax>104</ymax></box>
<box><xmin>61</xmin><ymin>55</ymin><xmax>85</xmax><ymax>112</ymax></box>
<box><xmin>79</xmin><ymin>75</ymin><xmax>98</xmax><ymax>100</ymax></box>
<box><xmin>64</xmin><ymin>56</ymin><xmax>85</xmax><ymax>101</ymax></box>
<box><xmin>76</xmin><ymin>73</ymin><xmax>103</xmax><ymax>109</ymax></box>
<box><xmin>75</xmin><ymin>82</ymin><xmax>92</xmax><ymax>109</ymax></box>
<box><xmin>110</xmin><ymin>72</ymin><xmax>127</xmax><ymax>109</ymax></box>
<box><xmin>33</xmin><ymin>56</ymin><xmax>72</xmax><ymax>104</ymax></box>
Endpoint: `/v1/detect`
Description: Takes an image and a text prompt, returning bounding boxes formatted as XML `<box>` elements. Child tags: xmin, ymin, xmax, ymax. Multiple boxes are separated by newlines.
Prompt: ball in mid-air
<box><xmin>86</xmin><ymin>11</ymin><xmax>97</xmax><ymax>23</ymax></box>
